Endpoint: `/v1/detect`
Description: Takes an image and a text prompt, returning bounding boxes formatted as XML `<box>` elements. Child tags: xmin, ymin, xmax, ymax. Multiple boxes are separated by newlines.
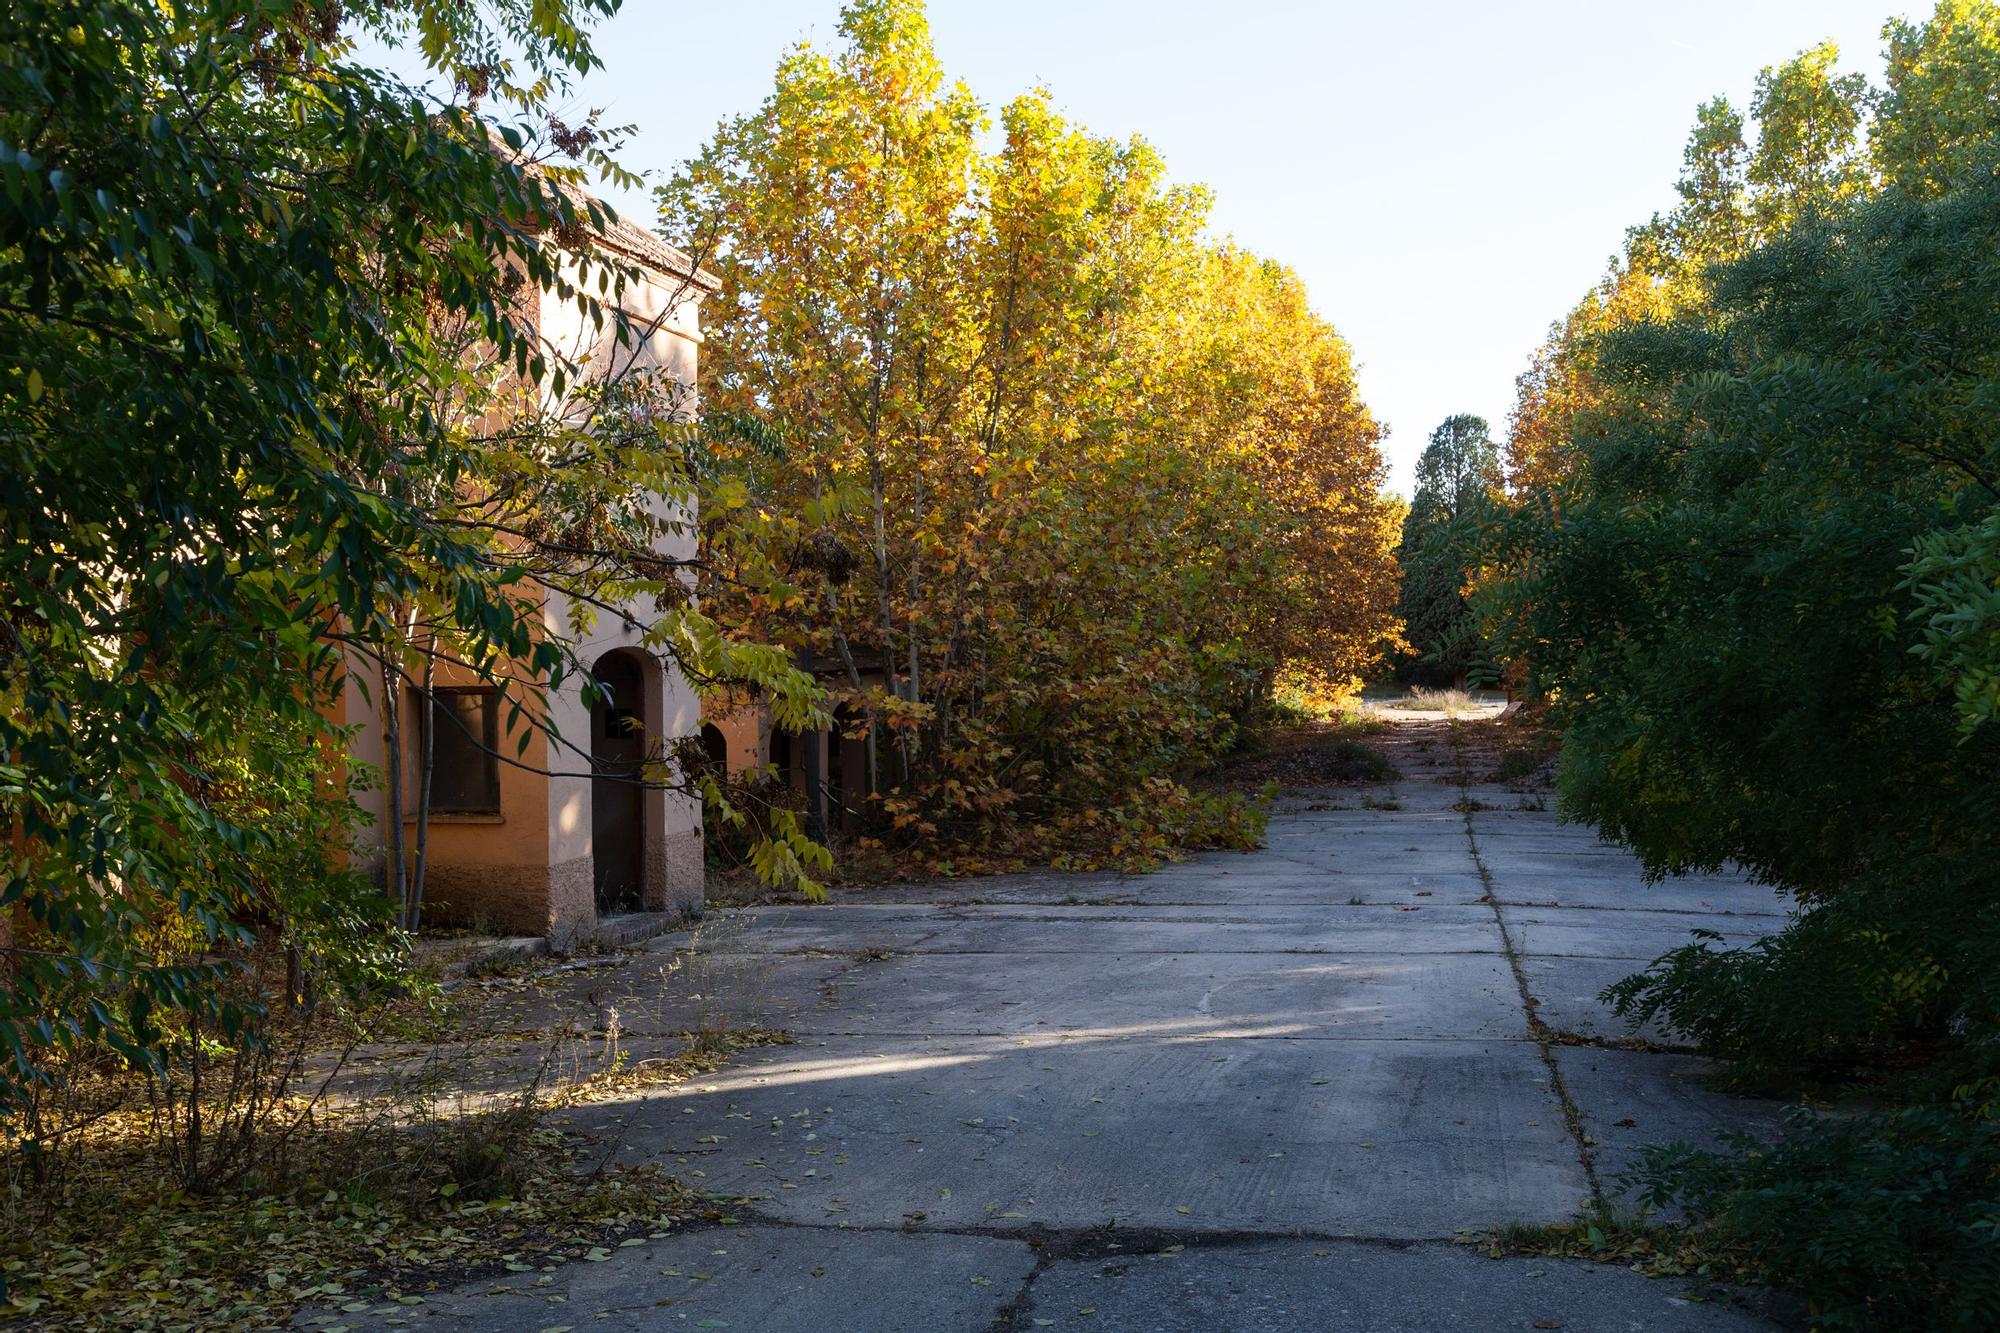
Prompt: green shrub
<box><xmin>1605</xmin><ymin>854</ymin><xmax>2000</xmax><ymax>1087</ymax></box>
<box><xmin>1629</xmin><ymin>1106</ymin><xmax>2000</xmax><ymax>1330</ymax></box>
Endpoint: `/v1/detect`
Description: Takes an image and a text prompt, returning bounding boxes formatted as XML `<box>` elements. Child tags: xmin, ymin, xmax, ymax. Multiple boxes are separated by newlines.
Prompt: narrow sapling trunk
<box><xmin>867</xmin><ymin>445</ymin><xmax>892</xmax><ymax>800</ymax></box>
<box><xmin>408</xmin><ymin>635</ymin><xmax>437</xmax><ymax>933</ymax></box>
<box><xmin>184</xmin><ymin>1021</ymin><xmax>204</xmax><ymax>1188</ymax></box>
<box><xmin>379</xmin><ymin>649</ymin><xmax>408</xmax><ymax>926</ymax></box>
<box><xmin>900</xmin><ymin>340</ymin><xmax>927</xmax><ymax>788</ymax></box>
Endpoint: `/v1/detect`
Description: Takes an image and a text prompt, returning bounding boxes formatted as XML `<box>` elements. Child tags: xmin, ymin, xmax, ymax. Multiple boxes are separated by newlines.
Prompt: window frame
<box><xmin>411</xmin><ymin>684</ymin><xmax>503</xmax><ymax>816</ymax></box>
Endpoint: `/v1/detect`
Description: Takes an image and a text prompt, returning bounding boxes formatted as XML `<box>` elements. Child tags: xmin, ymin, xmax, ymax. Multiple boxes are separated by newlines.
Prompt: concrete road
<box><xmin>309</xmin><ymin>715</ymin><xmax>1795</xmax><ymax>1332</ymax></box>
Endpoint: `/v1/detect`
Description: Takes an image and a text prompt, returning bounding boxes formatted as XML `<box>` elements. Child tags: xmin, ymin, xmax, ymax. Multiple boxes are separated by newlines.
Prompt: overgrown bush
<box><xmin>3</xmin><ymin>695</ymin><xmax>401</xmax><ymax>1160</ymax></box>
<box><xmin>1258</xmin><ymin>681</ymin><xmax>1381</xmax><ymax>733</ymax></box>
<box><xmin>1540</xmin><ymin>175</ymin><xmax>2000</xmax><ymax>1095</ymax></box>
<box><xmin>1490</xmin><ymin>7</ymin><xmax>2000</xmax><ymax>1323</ymax></box>
<box><xmin>1</xmin><ymin>915</ymin><xmax>793</xmax><ymax>1326</ymax></box>
<box><xmin>1606</xmin><ymin>861</ymin><xmax>2000</xmax><ymax>1091</ymax></box>
<box><xmin>1629</xmin><ymin>1106</ymin><xmax>2000</xmax><ymax>1330</ymax></box>
<box><xmin>0</xmin><ymin>992</ymin><xmax>718</xmax><ymax>1328</ymax></box>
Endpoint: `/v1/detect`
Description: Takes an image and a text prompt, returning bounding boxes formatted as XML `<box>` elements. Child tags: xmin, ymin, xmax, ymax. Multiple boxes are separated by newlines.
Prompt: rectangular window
<box><xmin>413</xmin><ymin>687</ymin><xmax>501</xmax><ymax>814</ymax></box>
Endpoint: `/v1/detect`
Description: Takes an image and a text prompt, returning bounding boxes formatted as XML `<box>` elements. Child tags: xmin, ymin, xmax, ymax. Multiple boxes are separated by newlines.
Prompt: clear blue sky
<box><xmin>387</xmin><ymin>1</ymin><xmax>1913</xmax><ymax>493</ymax></box>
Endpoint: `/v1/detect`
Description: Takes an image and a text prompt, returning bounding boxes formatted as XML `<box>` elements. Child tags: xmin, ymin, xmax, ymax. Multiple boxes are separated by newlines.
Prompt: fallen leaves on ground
<box><xmin>1</xmin><ymin>1028</ymin><xmax>790</xmax><ymax>1330</ymax></box>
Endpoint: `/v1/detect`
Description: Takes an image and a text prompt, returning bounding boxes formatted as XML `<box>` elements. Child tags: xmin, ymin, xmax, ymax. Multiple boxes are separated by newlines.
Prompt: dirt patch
<box><xmin>1203</xmin><ymin>720</ymin><xmax>1399</xmax><ymax>790</ymax></box>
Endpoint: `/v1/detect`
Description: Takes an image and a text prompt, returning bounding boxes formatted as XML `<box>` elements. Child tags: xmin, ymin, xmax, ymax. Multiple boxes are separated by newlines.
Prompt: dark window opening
<box><xmin>416</xmin><ymin>687</ymin><xmax>501</xmax><ymax>814</ymax></box>
<box><xmin>591</xmin><ymin>652</ymin><xmax>647</xmax><ymax>914</ymax></box>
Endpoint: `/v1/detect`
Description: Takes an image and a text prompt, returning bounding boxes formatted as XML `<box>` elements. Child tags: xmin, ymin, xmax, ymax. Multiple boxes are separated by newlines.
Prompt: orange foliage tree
<box><xmin>662</xmin><ymin>0</ymin><xmax>1399</xmax><ymax>870</ymax></box>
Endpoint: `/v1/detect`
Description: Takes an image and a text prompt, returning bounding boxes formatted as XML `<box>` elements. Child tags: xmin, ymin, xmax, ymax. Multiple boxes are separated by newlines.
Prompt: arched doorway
<box><xmin>770</xmin><ymin>727</ymin><xmax>793</xmax><ymax>785</ymax></box>
<box><xmin>825</xmin><ymin>703</ymin><xmax>859</xmax><ymax>833</ymax></box>
<box><xmin>700</xmin><ymin>722</ymin><xmax>728</xmax><ymax>772</ymax></box>
<box><xmin>590</xmin><ymin>650</ymin><xmax>649</xmax><ymax>915</ymax></box>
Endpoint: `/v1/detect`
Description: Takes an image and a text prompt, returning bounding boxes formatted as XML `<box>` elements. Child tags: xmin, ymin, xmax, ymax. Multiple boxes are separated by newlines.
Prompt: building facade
<box><xmin>705</xmin><ymin>654</ymin><xmax>889</xmax><ymax>839</ymax></box>
<box><xmin>337</xmin><ymin>212</ymin><xmax>719</xmax><ymax>945</ymax></box>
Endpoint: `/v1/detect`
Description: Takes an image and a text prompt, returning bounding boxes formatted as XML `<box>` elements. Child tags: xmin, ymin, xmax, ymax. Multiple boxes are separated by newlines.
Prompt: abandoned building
<box><xmin>334</xmin><ymin>210</ymin><xmax>721</xmax><ymax>946</ymax></box>
<box><xmin>705</xmin><ymin>651</ymin><xmax>891</xmax><ymax>838</ymax></box>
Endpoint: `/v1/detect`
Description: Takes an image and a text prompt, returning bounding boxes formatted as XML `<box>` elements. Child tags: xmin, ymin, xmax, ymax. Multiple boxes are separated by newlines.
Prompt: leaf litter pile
<box><xmin>0</xmin><ymin>948</ymin><xmax>789</xmax><ymax>1331</ymax></box>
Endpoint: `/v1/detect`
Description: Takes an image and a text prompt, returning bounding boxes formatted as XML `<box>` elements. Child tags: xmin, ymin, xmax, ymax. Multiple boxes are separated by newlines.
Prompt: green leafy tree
<box><xmin>1669</xmin><ymin>97</ymin><xmax>1752</xmax><ymax>261</ymax></box>
<box><xmin>1395</xmin><ymin>415</ymin><xmax>1501</xmax><ymax>684</ymax></box>
<box><xmin>1746</xmin><ymin>40</ymin><xmax>1872</xmax><ymax>229</ymax></box>
<box><xmin>1491</xmin><ymin>10</ymin><xmax>2000</xmax><ymax>1320</ymax></box>
<box><xmin>1501</xmin><ymin>161</ymin><xmax>2000</xmax><ymax>1082</ymax></box>
<box><xmin>1492</xmin><ymin>9</ymin><xmax>2000</xmax><ymax>1314</ymax></box>
<box><xmin>1875</xmin><ymin>0</ymin><xmax>2000</xmax><ymax>199</ymax></box>
<box><xmin>0</xmin><ymin>0</ymin><xmax>817</xmax><ymax>1112</ymax></box>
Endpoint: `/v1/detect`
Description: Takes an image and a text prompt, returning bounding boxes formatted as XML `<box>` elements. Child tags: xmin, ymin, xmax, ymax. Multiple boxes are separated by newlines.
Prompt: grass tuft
<box><xmin>1386</xmin><ymin>686</ymin><xmax>1480</xmax><ymax>717</ymax></box>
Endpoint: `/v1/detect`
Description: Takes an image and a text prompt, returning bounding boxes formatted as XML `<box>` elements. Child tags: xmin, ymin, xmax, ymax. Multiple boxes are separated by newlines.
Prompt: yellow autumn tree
<box><xmin>1506</xmin><ymin>36</ymin><xmax>1878</xmax><ymax>492</ymax></box>
<box><xmin>664</xmin><ymin>0</ymin><xmax>1398</xmax><ymax>869</ymax></box>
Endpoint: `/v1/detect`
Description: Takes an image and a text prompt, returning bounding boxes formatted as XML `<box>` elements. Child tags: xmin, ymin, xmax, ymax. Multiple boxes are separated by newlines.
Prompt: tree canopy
<box><xmin>0</xmin><ymin>0</ymin><xmax>814</xmax><ymax>1103</ymax></box>
<box><xmin>1394</xmin><ymin>414</ymin><xmax>1500</xmax><ymax>685</ymax></box>
<box><xmin>1488</xmin><ymin>5</ymin><xmax>2000</xmax><ymax>1320</ymax></box>
<box><xmin>664</xmin><ymin>0</ymin><xmax>1400</xmax><ymax>868</ymax></box>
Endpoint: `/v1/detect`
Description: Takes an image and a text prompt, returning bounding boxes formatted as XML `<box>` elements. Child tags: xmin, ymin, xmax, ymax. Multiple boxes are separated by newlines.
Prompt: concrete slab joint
<box><xmin>309</xmin><ymin>712</ymin><xmax>1791</xmax><ymax>1332</ymax></box>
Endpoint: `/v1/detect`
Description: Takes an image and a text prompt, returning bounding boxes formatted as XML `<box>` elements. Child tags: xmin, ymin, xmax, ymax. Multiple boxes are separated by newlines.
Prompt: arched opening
<box><xmin>825</xmin><ymin>703</ymin><xmax>864</xmax><ymax>833</ymax></box>
<box><xmin>700</xmin><ymin>722</ymin><xmax>728</xmax><ymax>772</ymax></box>
<box><xmin>769</xmin><ymin>726</ymin><xmax>793</xmax><ymax>782</ymax></box>
<box><xmin>590</xmin><ymin>649</ymin><xmax>649</xmax><ymax>915</ymax></box>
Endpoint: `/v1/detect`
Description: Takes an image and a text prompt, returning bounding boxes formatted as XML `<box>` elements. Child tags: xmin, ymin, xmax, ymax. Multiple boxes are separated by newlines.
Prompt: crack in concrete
<box><xmin>764</xmin><ymin>940</ymin><xmax>1512</xmax><ymax>948</ymax></box>
<box><xmin>823</xmin><ymin>891</ymin><xmax>1494</xmax><ymax>909</ymax></box>
<box><xmin>812</xmin><ymin>929</ymin><xmax>948</xmax><ymax>1008</ymax></box>
<box><xmin>1486</xmin><ymin>899</ymin><xmax>1788</xmax><ymax>919</ymax></box>
<box><xmin>772</xmin><ymin>1030</ymin><xmax>1543</xmax><ymax>1044</ymax></box>
<box><xmin>614</xmin><ymin>1206</ymin><xmax>1472</xmax><ymax>1332</ymax></box>
<box><xmin>1444</xmin><ymin>718</ymin><xmax>1606</xmax><ymax>1207</ymax></box>
<box><xmin>707</xmin><ymin>1203</ymin><xmax>1463</xmax><ymax>1250</ymax></box>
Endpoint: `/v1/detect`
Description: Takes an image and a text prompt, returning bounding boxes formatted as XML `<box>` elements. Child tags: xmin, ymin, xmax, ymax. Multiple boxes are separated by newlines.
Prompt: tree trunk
<box><xmin>378</xmin><ymin>647</ymin><xmax>407</xmax><ymax>927</ymax></box>
<box><xmin>407</xmin><ymin>632</ymin><xmax>437</xmax><ymax>933</ymax></box>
